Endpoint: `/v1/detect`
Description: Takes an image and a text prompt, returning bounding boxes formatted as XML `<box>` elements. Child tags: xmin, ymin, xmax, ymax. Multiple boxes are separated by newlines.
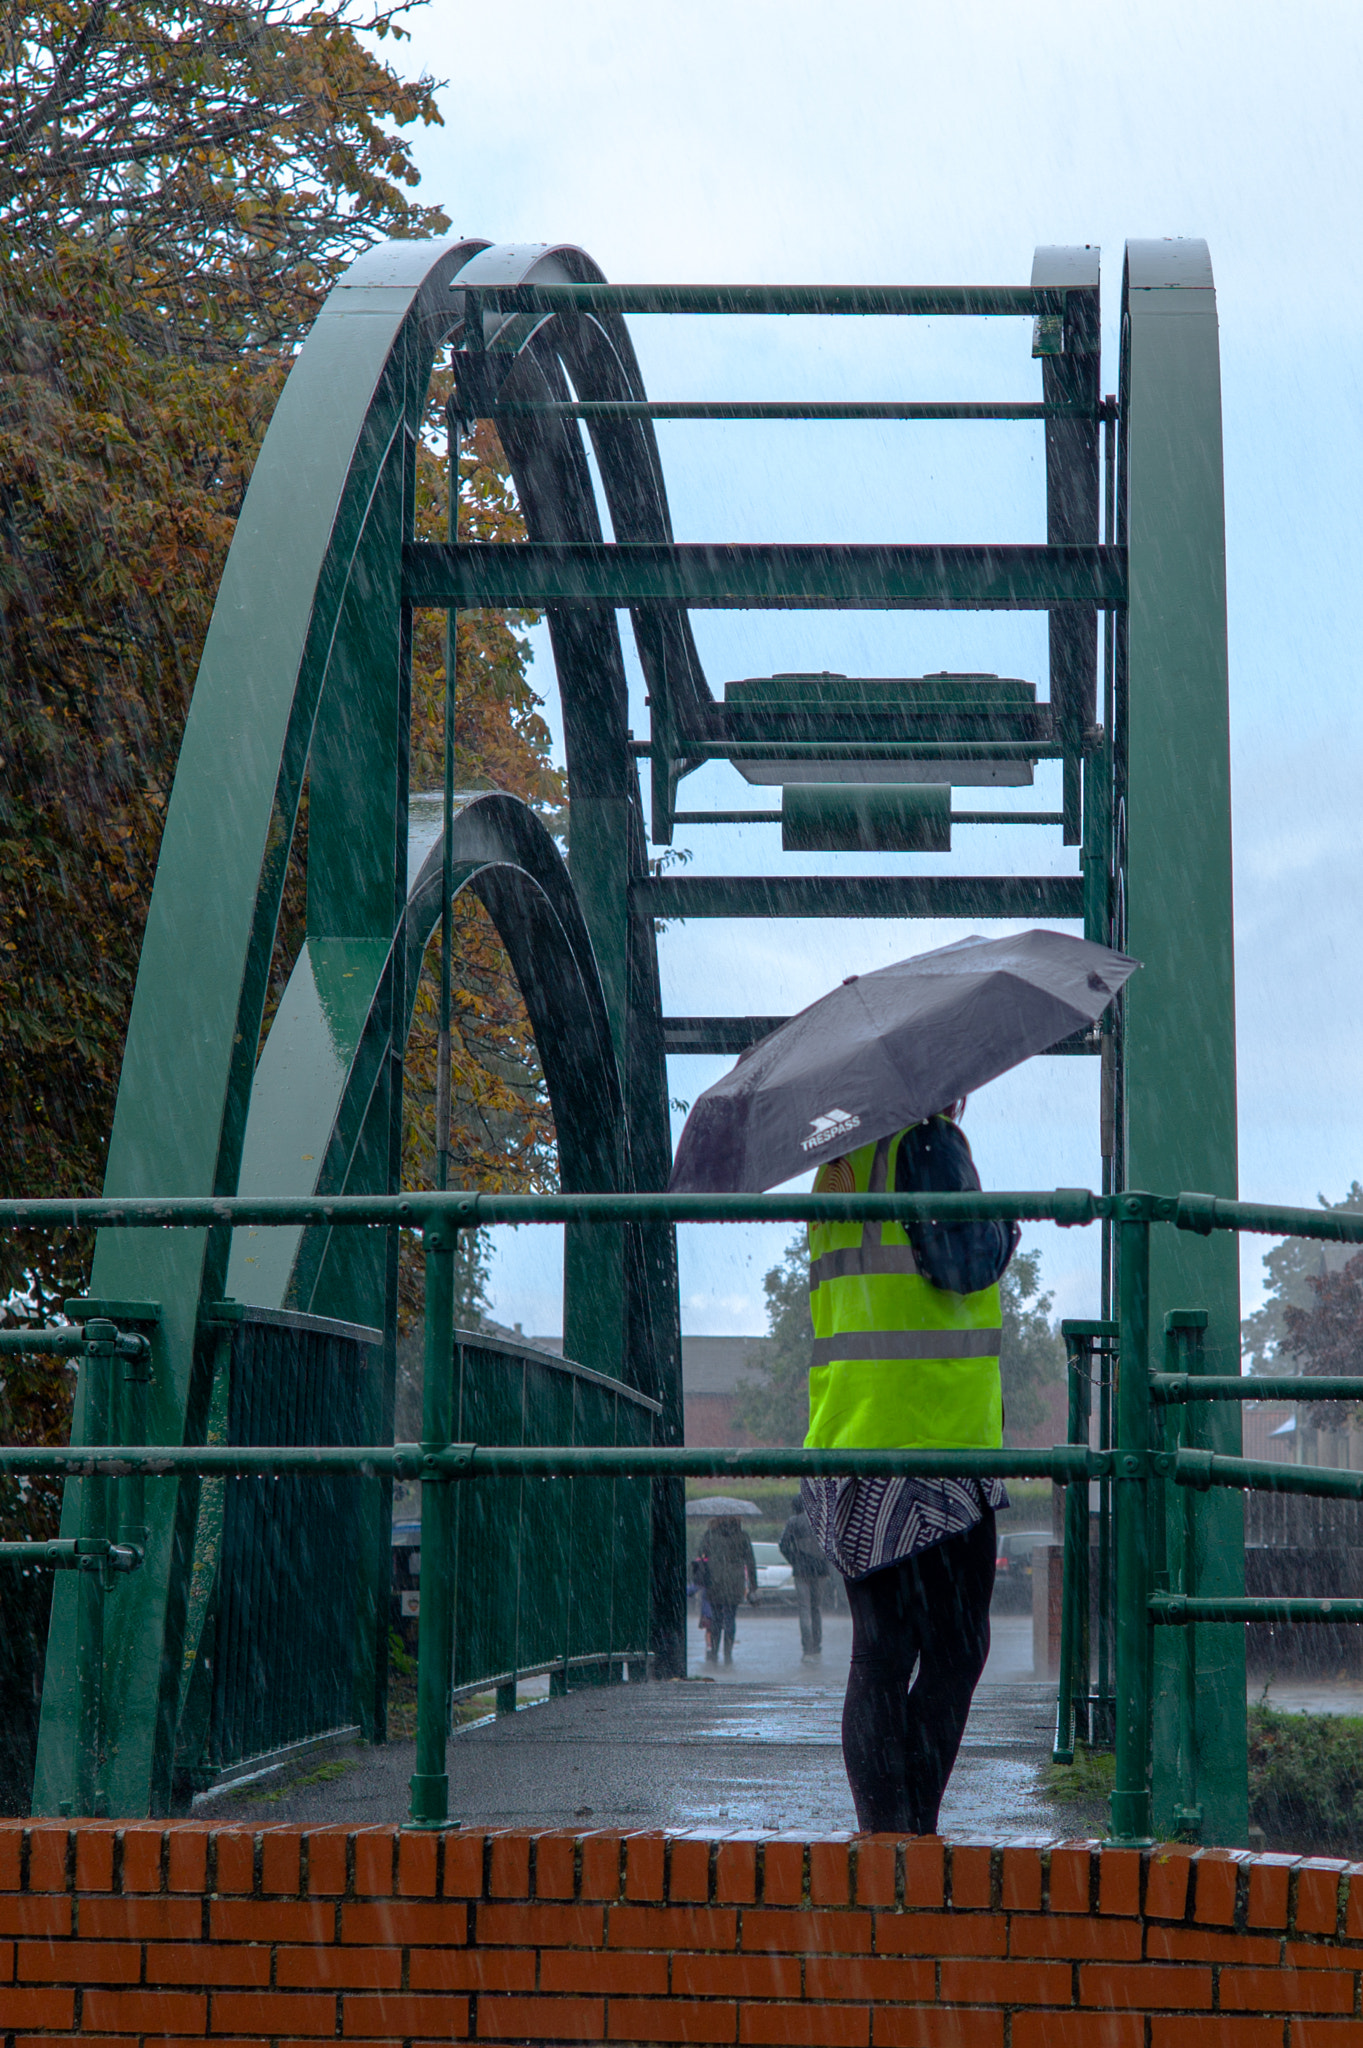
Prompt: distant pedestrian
<box><xmin>693</xmin><ymin>1516</ymin><xmax>757</xmax><ymax>1664</ymax></box>
<box><xmin>779</xmin><ymin>1494</ymin><xmax>829</xmax><ymax>1660</ymax></box>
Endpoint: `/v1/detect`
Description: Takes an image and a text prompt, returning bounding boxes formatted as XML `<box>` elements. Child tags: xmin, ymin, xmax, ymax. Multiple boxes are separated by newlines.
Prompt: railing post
<box><xmin>118</xmin><ymin>1334</ymin><xmax>151</xmax><ymax>1554</ymax></box>
<box><xmin>1053</xmin><ymin>1331</ymin><xmax>1087</xmax><ymax>1761</ymax></box>
<box><xmin>1111</xmin><ymin>1200</ymin><xmax>1153</xmax><ymax>1842</ymax></box>
<box><xmin>1096</xmin><ymin>1337</ymin><xmax>1115</xmax><ymax>1746</ymax></box>
<box><xmin>409</xmin><ymin>1221</ymin><xmax>458</xmax><ymax>1828</ymax></box>
<box><xmin>73</xmin><ymin>1320</ymin><xmax>116</xmax><ymax>1816</ymax></box>
<box><xmin>1163</xmin><ymin>1310</ymin><xmax>1208</xmax><ymax>1837</ymax></box>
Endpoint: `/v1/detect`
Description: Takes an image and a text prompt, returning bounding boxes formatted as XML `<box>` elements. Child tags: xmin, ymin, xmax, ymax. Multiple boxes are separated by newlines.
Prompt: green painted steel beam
<box><xmin>1120</xmin><ymin>239</ymin><xmax>1245</xmax><ymax>1846</ymax></box>
<box><xmin>955</xmin><ymin>810</ymin><xmax>1067</xmax><ymax>824</ymax></box>
<box><xmin>492</xmin><ymin>400</ymin><xmax>1086</xmax><ymax>421</ymax></box>
<box><xmin>454</xmin><ymin>240</ymin><xmax>690</xmax><ymax>1676</ymax></box>
<box><xmin>632</xmin><ymin>741</ymin><xmax>1060</xmax><ymax>761</ymax></box>
<box><xmin>0</xmin><ymin>1444</ymin><xmax>1103</xmax><ymax>1482</ymax></box>
<box><xmin>1174</xmin><ymin>1194</ymin><xmax>1363</xmax><ymax>1244</ymax></box>
<box><xmin>1152</xmin><ymin>1596</ymin><xmax>1363</xmax><ymax>1624</ymax></box>
<box><xmin>1111</xmin><ymin>1209</ymin><xmax>1154</xmax><ymax>1843</ymax></box>
<box><xmin>661</xmin><ymin>1017</ymin><xmax>1101</xmax><ymax>1057</ymax></box>
<box><xmin>670</xmin><ymin>810</ymin><xmax>1068</xmax><ymax>825</ymax></box>
<box><xmin>1033</xmin><ymin>247</ymin><xmax>1101</xmax><ymax>844</ymax></box>
<box><xmin>662</xmin><ymin>1017</ymin><xmax>790</xmax><ymax>1055</ymax></box>
<box><xmin>19</xmin><ymin>1186</ymin><xmax>1363</xmax><ymax>1235</ymax></box>
<box><xmin>474</xmin><ymin>282</ymin><xmax>1069</xmax><ymax>316</ymax></box>
<box><xmin>0</xmin><ymin>1540</ymin><xmax>141</xmax><ymax>1569</ymax></box>
<box><xmin>631</xmin><ymin>875</ymin><xmax>1084</xmax><ymax>920</ymax></box>
<box><xmin>1173</xmin><ymin>1449</ymin><xmax>1363</xmax><ymax>1501</ymax></box>
<box><xmin>403</xmin><ymin>541</ymin><xmax>1126</xmax><ymax>612</ymax></box>
<box><xmin>1153</xmin><ymin>1374</ymin><xmax>1363</xmax><ymax>1403</ymax></box>
<box><xmin>0</xmin><ymin>1331</ymin><xmax>87</xmax><ymax>1356</ymax></box>
<box><xmin>721</xmin><ymin>712</ymin><xmax>1057</xmax><ymax>743</ymax></box>
<box><xmin>31</xmin><ymin>235</ymin><xmax>496</xmax><ymax>1822</ymax></box>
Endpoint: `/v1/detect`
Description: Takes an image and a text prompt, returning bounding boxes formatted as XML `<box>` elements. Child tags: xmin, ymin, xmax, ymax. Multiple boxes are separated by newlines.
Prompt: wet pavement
<box><xmin>202</xmin><ymin>1614</ymin><xmax>1072</xmax><ymax>1835</ymax></box>
<box><xmin>199</xmin><ymin>1606</ymin><xmax>1363</xmax><ymax>1833</ymax></box>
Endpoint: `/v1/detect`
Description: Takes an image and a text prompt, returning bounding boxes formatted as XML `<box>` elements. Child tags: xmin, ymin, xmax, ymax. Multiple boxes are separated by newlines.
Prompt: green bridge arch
<box><xmin>36</xmin><ymin>237</ymin><xmax>688</xmax><ymax>1816</ymax></box>
<box><xmin>29</xmin><ymin>235</ymin><xmax>1245</xmax><ymax>1841</ymax></box>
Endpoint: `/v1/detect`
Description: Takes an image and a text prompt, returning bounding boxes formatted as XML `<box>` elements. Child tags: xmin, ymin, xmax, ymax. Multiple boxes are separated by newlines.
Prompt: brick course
<box><xmin>6</xmin><ymin>1828</ymin><xmax>1363</xmax><ymax>2042</ymax></box>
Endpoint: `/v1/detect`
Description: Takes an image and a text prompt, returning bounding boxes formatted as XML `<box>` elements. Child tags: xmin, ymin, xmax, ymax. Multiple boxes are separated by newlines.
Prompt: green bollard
<box><xmin>409</xmin><ymin>1221</ymin><xmax>458</xmax><ymax>1828</ymax></box>
<box><xmin>1110</xmin><ymin>1205</ymin><xmax>1153</xmax><ymax>1843</ymax></box>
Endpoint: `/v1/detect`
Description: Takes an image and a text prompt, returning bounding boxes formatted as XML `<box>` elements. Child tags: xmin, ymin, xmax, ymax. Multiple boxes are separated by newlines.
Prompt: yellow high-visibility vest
<box><xmin>804</xmin><ymin>1125</ymin><xmax>1004</xmax><ymax>1452</ymax></box>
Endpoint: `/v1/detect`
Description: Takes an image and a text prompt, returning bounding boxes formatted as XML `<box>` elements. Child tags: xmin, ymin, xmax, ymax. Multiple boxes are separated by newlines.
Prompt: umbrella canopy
<box><xmin>669</xmin><ymin>928</ymin><xmax>1138</xmax><ymax>1194</ymax></box>
<box><xmin>685</xmin><ymin>1495</ymin><xmax>761</xmax><ymax>1519</ymax></box>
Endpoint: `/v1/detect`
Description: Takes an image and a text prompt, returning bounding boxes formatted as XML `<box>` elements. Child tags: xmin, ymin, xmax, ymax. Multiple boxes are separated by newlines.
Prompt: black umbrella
<box><xmin>668</xmin><ymin>928</ymin><xmax>1138</xmax><ymax>1193</ymax></box>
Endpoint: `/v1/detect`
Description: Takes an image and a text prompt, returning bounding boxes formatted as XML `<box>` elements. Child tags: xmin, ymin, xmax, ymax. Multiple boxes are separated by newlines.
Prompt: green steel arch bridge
<box><xmin>4</xmin><ymin>233</ymin><xmax>1318</xmax><ymax>1850</ymax></box>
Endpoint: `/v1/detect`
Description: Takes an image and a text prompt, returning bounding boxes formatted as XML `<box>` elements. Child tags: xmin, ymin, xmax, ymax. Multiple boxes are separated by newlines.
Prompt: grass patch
<box><xmin>1041</xmin><ymin>1742</ymin><xmax>1115</xmax><ymax>1835</ymax></box>
<box><xmin>260</xmin><ymin>1758</ymin><xmax>350</xmax><ymax>1803</ymax></box>
<box><xmin>454</xmin><ymin>1692</ymin><xmax>497</xmax><ymax>1726</ymax></box>
<box><xmin>1249</xmin><ymin>1700</ymin><xmax>1363</xmax><ymax>1853</ymax></box>
<box><xmin>1042</xmin><ymin>1743</ymin><xmax>1115</xmax><ymax>1806</ymax></box>
<box><xmin>1042</xmin><ymin>1706</ymin><xmax>1363</xmax><ymax>1854</ymax></box>
<box><xmin>387</xmin><ymin>1666</ymin><xmax>495</xmax><ymax>1741</ymax></box>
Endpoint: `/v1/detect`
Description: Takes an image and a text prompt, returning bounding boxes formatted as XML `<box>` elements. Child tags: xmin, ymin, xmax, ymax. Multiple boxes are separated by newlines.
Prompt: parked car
<box><xmin>992</xmin><ymin>1529</ymin><xmax>1051</xmax><ymax>1614</ymax></box>
<box><xmin>750</xmin><ymin>1539</ymin><xmax>797</xmax><ymax>1606</ymax></box>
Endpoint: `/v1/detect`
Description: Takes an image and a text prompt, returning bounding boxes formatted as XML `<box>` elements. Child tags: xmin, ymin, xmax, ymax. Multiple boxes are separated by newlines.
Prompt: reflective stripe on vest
<box><xmin>810</xmin><ymin>1327</ymin><xmax>1003</xmax><ymax>1367</ymax></box>
<box><xmin>808</xmin><ymin>1242</ymin><xmax>920</xmax><ymax>1289</ymax></box>
<box><xmin>804</xmin><ymin>1127</ymin><xmax>1003</xmax><ymax>1454</ymax></box>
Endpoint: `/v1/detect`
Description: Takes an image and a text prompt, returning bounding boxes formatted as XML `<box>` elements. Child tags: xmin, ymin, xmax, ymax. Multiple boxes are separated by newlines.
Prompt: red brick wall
<box><xmin>3</xmin><ymin>1823</ymin><xmax>1362</xmax><ymax>2043</ymax></box>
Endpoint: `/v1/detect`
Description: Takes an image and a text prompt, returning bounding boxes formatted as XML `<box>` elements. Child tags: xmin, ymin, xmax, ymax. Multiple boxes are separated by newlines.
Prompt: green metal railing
<box><xmin>6</xmin><ymin>1183</ymin><xmax>1363</xmax><ymax>1836</ymax></box>
<box><xmin>1055</xmin><ymin>1318</ymin><xmax>1118</xmax><ymax>1755</ymax></box>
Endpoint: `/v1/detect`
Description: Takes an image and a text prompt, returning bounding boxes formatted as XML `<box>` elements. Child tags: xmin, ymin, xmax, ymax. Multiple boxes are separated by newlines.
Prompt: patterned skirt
<box><xmin>801</xmin><ymin>1473</ymin><xmax>1008</xmax><ymax>1582</ymax></box>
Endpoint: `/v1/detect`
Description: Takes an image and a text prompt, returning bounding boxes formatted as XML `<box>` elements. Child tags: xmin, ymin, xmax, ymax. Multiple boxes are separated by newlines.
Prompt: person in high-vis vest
<box><xmin>801</xmin><ymin>1102</ymin><xmax>1019</xmax><ymax>1834</ymax></box>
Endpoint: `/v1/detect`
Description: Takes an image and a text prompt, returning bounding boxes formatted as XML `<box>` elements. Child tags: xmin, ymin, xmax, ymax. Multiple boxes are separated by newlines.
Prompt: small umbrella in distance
<box><xmin>669</xmin><ymin>927</ymin><xmax>1138</xmax><ymax>1194</ymax></box>
<box><xmin>685</xmin><ymin>1496</ymin><xmax>761</xmax><ymax>1519</ymax></box>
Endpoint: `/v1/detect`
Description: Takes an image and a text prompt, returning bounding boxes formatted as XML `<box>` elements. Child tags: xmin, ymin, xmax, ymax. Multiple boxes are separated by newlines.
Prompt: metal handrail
<box><xmin>0</xmin><ymin>1187</ymin><xmax>1101</xmax><ymax>1227</ymax></box>
<box><xmin>9</xmin><ymin>1183</ymin><xmax>1363</xmax><ymax>1838</ymax></box>
<box><xmin>0</xmin><ymin>1183</ymin><xmax>1359</xmax><ymax>1239</ymax></box>
<box><xmin>0</xmin><ymin>1443</ymin><xmax>1103</xmax><ymax>1482</ymax></box>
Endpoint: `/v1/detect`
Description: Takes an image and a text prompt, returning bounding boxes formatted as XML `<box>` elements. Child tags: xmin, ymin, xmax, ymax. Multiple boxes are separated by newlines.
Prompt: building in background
<box><xmin>529</xmin><ymin>1334</ymin><xmax>772</xmax><ymax>1447</ymax></box>
<box><xmin>675</xmin><ymin>1337</ymin><xmax>770</xmax><ymax>1447</ymax></box>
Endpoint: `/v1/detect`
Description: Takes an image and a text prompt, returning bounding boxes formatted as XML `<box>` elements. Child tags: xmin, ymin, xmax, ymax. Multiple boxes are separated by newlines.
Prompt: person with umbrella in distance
<box><xmin>670</xmin><ymin>929</ymin><xmax>1137</xmax><ymax>1831</ymax></box>
<box><xmin>689</xmin><ymin>1496</ymin><xmax>759</xmax><ymax>1665</ymax></box>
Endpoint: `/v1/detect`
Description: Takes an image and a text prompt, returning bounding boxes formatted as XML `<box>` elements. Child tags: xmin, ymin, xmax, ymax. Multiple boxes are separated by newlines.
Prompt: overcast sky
<box><xmin>392</xmin><ymin>0</ymin><xmax>1363</xmax><ymax>1338</ymax></box>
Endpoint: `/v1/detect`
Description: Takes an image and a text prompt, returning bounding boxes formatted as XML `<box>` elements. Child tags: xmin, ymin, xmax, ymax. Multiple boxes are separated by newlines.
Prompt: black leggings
<box><xmin>841</xmin><ymin>1512</ymin><xmax>995</xmax><ymax>1834</ymax></box>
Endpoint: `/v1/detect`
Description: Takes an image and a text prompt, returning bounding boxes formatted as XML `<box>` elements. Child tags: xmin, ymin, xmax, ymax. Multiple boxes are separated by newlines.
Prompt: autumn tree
<box><xmin>997</xmin><ymin>1248</ymin><xmax>1065</xmax><ymax>1442</ymax></box>
<box><xmin>0</xmin><ymin>5</ymin><xmax>566</xmax><ymax>1441</ymax></box>
<box><xmin>730</xmin><ymin>1237</ymin><xmax>808</xmax><ymax>1447</ymax></box>
<box><xmin>1280</xmin><ymin>1250</ymin><xmax>1363</xmax><ymax>1429</ymax></box>
<box><xmin>1241</xmin><ymin>1183</ymin><xmax>1363</xmax><ymax>1374</ymax></box>
<box><xmin>1</xmin><ymin>1</ymin><xmax>443</xmax><ymax>1276</ymax></box>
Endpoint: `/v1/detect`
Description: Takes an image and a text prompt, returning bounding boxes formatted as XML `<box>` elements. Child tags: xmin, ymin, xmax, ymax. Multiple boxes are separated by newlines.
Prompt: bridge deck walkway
<box><xmin>201</xmin><ymin>1613</ymin><xmax>1084</xmax><ymax>1837</ymax></box>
